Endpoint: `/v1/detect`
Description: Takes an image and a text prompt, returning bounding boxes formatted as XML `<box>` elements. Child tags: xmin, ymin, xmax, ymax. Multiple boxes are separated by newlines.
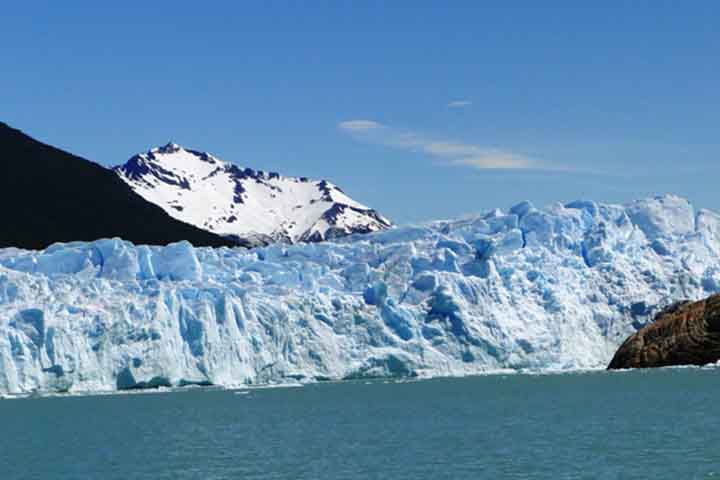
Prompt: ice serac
<box><xmin>113</xmin><ymin>144</ymin><xmax>391</xmax><ymax>245</ymax></box>
<box><xmin>1</xmin><ymin>194</ymin><xmax>719</xmax><ymax>395</ymax></box>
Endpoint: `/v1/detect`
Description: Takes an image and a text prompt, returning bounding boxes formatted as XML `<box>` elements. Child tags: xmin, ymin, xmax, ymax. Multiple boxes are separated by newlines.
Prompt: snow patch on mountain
<box><xmin>114</xmin><ymin>143</ymin><xmax>391</xmax><ymax>244</ymax></box>
<box><xmin>1</xmin><ymin>194</ymin><xmax>719</xmax><ymax>395</ymax></box>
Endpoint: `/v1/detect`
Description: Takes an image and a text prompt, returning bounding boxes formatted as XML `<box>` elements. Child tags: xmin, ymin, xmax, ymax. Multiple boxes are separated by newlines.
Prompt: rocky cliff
<box><xmin>608</xmin><ymin>294</ymin><xmax>720</xmax><ymax>369</ymax></box>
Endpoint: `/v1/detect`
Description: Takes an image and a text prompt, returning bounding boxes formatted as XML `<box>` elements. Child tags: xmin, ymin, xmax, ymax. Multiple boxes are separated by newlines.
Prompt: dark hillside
<box><xmin>0</xmin><ymin>122</ymin><xmax>236</xmax><ymax>250</ymax></box>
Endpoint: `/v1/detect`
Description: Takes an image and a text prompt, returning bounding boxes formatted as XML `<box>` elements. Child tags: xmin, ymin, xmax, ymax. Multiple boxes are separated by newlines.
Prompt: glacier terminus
<box><xmin>1</xmin><ymin>194</ymin><xmax>718</xmax><ymax>395</ymax></box>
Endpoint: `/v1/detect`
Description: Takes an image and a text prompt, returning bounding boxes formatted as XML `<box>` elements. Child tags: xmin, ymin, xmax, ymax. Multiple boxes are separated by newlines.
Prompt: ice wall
<box><xmin>1</xmin><ymin>194</ymin><xmax>718</xmax><ymax>395</ymax></box>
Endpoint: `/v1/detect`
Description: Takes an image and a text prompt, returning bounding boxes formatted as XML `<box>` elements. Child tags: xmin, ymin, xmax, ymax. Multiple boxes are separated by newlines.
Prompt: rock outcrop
<box><xmin>608</xmin><ymin>294</ymin><xmax>720</xmax><ymax>369</ymax></box>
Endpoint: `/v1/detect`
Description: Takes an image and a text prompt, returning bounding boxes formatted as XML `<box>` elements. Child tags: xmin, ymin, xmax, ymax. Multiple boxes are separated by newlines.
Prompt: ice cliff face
<box><xmin>1</xmin><ymin>194</ymin><xmax>719</xmax><ymax>395</ymax></box>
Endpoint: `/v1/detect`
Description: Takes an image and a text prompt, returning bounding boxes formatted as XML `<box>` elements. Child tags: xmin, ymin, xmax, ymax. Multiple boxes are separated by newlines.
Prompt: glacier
<box><xmin>1</xmin><ymin>194</ymin><xmax>720</xmax><ymax>395</ymax></box>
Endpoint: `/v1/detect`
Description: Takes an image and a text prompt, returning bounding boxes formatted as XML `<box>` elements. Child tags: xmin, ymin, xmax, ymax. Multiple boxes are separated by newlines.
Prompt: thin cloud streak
<box><xmin>337</xmin><ymin>120</ymin><xmax>383</xmax><ymax>131</ymax></box>
<box><xmin>448</xmin><ymin>100</ymin><xmax>472</xmax><ymax>108</ymax></box>
<box><xmin>338</xmin><ymin>119</ymin><xmax>554</xmax><ymax>171</ymax></box>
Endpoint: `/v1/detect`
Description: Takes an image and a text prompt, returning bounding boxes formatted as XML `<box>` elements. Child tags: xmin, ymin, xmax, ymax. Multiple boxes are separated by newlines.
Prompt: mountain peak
<box><xmin>152</xmin><ymin>142</ymin><xmax>184</xmax><ymax>155</ymax></box>
<box><xmin>114</xmin><ymin>145</ymin><xmax>392</xmax><ymax>245</ymax></box>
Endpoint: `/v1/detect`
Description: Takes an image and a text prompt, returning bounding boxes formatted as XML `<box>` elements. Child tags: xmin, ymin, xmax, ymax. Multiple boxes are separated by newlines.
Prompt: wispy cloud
<box><xmin>338</xmin><ymin>119</ymin><xmax>554</xmax><ymax>170</ymax></box>
<box><xmin>337</xmin><ymin>120</ymin><xmax>383</xmax><ymax>131</ymax></box>
<box><xmin>448</xmin><ymin>100</ymin><xmax>472</xmax><ymax>108</ymax></box>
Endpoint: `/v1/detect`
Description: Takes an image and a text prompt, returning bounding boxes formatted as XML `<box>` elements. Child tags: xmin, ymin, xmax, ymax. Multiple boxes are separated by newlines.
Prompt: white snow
<box><xmin>114</xmin><ymin>144</ymin><xmax>391</xmax><ymax>243</ymax></box>
<box><xmin>0</xmin><ymin>194</ymin><xmax>717</xmax><ymax>395</ymax></box>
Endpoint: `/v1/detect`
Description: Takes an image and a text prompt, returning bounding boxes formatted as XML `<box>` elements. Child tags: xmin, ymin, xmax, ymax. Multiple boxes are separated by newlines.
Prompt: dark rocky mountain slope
<box><xmin>0</xmin><ymin>122</ymin><xmax>236</xmax><ymax>250</ymax></box>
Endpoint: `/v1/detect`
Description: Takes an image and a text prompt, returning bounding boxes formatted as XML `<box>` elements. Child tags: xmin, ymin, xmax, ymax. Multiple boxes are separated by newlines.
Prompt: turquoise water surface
<box><xmin>2</xmin><ymin>368</ymin><xmax>719</xmax><ymax>479</ymax></box>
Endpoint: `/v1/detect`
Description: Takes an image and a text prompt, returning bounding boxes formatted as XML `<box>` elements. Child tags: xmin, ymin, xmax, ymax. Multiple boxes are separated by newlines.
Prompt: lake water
<box><xmin>2</xmin><ymin>368</ymin><xmax>719</xmax><ymax>479</ymax></box>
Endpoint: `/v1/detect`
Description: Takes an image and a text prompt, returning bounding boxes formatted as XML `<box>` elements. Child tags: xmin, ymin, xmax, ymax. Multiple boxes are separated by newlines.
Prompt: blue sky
<box><xmin>2</xmin><ymin>2</ymin><xmax>719</xmax><ymax>223</ymax></box>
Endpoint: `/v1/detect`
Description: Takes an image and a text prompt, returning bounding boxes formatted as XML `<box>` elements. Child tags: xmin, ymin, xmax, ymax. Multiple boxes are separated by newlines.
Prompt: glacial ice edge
<box><xmin>1</xmin><ymin>194</ymin><xmax>719</xmax><ymax>395</ymax></box>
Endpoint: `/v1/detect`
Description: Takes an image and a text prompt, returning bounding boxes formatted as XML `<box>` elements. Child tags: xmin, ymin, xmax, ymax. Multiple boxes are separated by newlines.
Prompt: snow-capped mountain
<box><xmin>2</xmin><ymin>194</ymin><xmax>719</xmax><ymax>395</ymax></box>
<box><xmin>114</xmin><ymin>143</ymin><xmax>391</xmax><ymax>245</ymax></box>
